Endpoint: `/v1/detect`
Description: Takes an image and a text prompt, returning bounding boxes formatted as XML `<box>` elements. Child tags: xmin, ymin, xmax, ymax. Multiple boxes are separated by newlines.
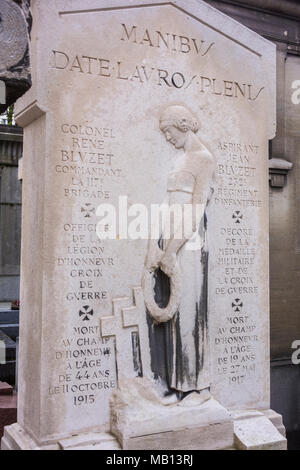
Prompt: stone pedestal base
<box><xmin>113</xmin><ymin>397</ymin><xmax>234</xmax><ymax>450</ymax></box>
<box><xmin>1</xmin><ymin>409</ymin><xmax>286</xmax><ymax>450</ymax></box>
<box><xmin>109</xmin><ymin>379</ymin><xmax>234</xmax><ymax>450</ymax></box>
<box><xmin>1</xmin><ymin>423</ymin><xmax>121</xmax><ymax>450</ymax></box>
<box><xmin>1</xmin><ymin>423</ymin><xmax>40</xmax><ymax>450</ymax></box>
<box><xmin>233</xmin><ymin>410</ymin><xmax>287</xmax><ymax>450</ymax></box>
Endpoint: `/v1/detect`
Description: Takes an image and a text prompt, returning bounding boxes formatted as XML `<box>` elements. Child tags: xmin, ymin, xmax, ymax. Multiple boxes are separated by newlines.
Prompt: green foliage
<box><xmin>6</xmin><ymin>105</ymin><xmax>14</xmax><ymax>125</ymax></box>
<box><xmin>0</xmin><ymin>105</ymin><xmax>15</xmax><ymax>125</ymax></box>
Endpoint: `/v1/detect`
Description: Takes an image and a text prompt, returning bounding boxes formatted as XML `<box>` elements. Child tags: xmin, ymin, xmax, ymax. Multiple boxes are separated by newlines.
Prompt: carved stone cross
<box><xmin>122</xmin><ymin>287</ymin><xmax>152</xmax><ymax>378</ymax></box>
<box><xmin>100</xmin><ymin>287</ymin><xmax>152</xmax><ymax>380</ymax></box>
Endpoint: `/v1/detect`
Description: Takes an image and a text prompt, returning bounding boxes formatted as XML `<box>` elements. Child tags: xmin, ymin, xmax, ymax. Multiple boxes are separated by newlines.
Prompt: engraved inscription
<box><xmin>120</xmin><ymin>23</ymin><xmax>215</xmax><ymax>56</ymax></box>
<box><xmin>51</xmin><ymin>50</ymin><xmax>265</xmax><ymax>101</ymax></box>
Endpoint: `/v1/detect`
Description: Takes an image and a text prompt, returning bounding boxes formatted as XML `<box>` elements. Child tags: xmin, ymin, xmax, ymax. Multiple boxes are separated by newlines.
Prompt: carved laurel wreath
<box><xmin>142</xmin><ymin>263</ymin><xmax>181</xmax><ymax>324</ymax></box>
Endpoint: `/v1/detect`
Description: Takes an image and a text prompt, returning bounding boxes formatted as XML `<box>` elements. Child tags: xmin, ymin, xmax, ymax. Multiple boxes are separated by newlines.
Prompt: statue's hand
<box><xmin>159</xmin><ymin>252</ymin><xmax>177</xmax><ymax>278</ymax></box>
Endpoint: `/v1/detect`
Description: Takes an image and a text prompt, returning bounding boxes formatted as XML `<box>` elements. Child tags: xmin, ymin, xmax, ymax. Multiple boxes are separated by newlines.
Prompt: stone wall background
<box><xmin>0</xmin><ymin>125</ymin><xmax>22</xmax><ymax>302</ymax></box>
<box><xmin>206</xmin><ymin>0</ymin><xmax>300</xmax><ymax>439</ymax></box>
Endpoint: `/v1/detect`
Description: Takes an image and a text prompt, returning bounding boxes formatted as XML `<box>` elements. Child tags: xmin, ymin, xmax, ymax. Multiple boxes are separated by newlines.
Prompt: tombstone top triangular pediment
<box><xmin>59</xmin><ymin>0</ymin><xmax>274</xmax><ymax>58</ymax></box>
<box><xmin>18</xmin><ymin>0</ymin><xmax>276</xmax><ymax>136</ymax></box>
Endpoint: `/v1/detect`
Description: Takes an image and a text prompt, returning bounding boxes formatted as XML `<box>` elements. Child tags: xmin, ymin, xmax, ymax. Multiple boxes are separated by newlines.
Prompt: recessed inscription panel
<box><xmin>19</xmin><ymin>1</ymin><xmax>274</xmax><ymax>440</ymax></box>
<box><xmin>209</xmin><ymin>139</ymin><xmax>269</xmax><ymax>408</ymax></box>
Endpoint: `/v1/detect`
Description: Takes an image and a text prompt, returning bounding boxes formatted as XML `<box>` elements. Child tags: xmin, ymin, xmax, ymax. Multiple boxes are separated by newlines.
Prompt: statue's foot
<box><xmin>179</xmin><ymin>389</ymin><xmax>211</xmax><ymax>407</ymax></box>
<box><xmin>198</xmin><ymin>388</ymin><xmax>211</xmax><ymax>404</ymax></box>
<box><xmin>161</xmin><ymin>391</ymin><xmax>180</xmax><ymax>406</ymax></box>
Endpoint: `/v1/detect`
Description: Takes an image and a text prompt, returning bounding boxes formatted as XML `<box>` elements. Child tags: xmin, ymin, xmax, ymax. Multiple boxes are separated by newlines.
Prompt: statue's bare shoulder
<box><xmin>185</xmin><ymin>146</ymin><xmax>216</xmax><ymax>182</ymax></box>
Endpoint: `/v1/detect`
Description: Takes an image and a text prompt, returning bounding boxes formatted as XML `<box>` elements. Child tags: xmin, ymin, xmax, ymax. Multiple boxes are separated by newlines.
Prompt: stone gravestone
<box><xmin>1</xmin><ymin>0</ymin><xmax>286</xmax><ymax>450</ymax></box>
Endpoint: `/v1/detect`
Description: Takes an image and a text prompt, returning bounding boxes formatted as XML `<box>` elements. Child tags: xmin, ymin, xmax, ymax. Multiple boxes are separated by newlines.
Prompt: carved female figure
<box><xmin>144</xmin><ymin>105</ymin><xmax>216</xmax><ymax>400</ymax></box>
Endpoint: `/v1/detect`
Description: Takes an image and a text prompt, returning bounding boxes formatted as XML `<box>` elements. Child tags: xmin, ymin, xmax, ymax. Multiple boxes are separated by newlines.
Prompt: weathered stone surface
<box><xmin>110</xmin><ymin>378</ymin><xmax>234</xmax><ymax>450</ymax></box>
<box><xmin>58</xmin><ymin>432</ymin><xmax>121</xmax><ymax>450</ymax></box>
<box><xmin>233</xmin><ymin>411</ymin><xmax>287</xmax><ymax>450</ymax></box>
<box><xmin>124</xmin><ymin>419</ymin><xmax>233</xmax><ymax>451</ymax></box>
<box><xmin>1</xmin><ymin>422</ymin><xmax>39</xmax><ymax>450</ymax></box>
<box><xmin>0</xmin><ymin>0</ymin><xmax>32</xmax><ymax>113</ymax></box>
<box><xmin>2</xmin><ymin>0</ymin><xmax>281</xmax><ymax>450</ymax></box>
<box><xmin>262</xmin><ymin>409</ymin><xmax>286</xmax><ymax>437</ymax></box>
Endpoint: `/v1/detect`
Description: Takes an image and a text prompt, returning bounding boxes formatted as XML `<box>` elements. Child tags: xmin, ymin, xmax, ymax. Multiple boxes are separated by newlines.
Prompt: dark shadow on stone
<box><xmin>146</xmin><ymin>267</ymin><xmax>174</xmax><ymax>390</ymax></box>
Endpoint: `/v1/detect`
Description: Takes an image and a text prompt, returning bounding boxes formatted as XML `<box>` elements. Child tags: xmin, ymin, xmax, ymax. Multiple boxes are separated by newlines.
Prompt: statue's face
<box><xmin>161</xmin><ymin>125</ymin><xmax>187</xmax><ymax>149</ymax></box>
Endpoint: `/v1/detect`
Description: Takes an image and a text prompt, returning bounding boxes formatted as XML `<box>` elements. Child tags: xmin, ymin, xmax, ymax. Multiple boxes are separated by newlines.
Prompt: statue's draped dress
<box><xmin>147</xmin><ymin>166</ymin><xmax>212</xmax><ymax>393</ymax></box>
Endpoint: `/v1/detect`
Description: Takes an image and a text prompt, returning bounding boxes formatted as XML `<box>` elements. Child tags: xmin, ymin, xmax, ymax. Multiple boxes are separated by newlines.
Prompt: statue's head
<box><xmin>159</xmin><ymin>105</ymin><xmax>199</xmax><ymax>149</ymax></box>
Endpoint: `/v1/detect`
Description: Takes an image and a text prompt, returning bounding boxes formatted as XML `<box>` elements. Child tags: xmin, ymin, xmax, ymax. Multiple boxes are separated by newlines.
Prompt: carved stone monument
<box><xmin>0</xmin><ymin>0</ymin><xmax>32</xmax><ymax>113</ymax></box>
<box><xmin>2</xmin><ymin>0</ymin><xmax>286</xmax><ymax>450</ymax></box>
